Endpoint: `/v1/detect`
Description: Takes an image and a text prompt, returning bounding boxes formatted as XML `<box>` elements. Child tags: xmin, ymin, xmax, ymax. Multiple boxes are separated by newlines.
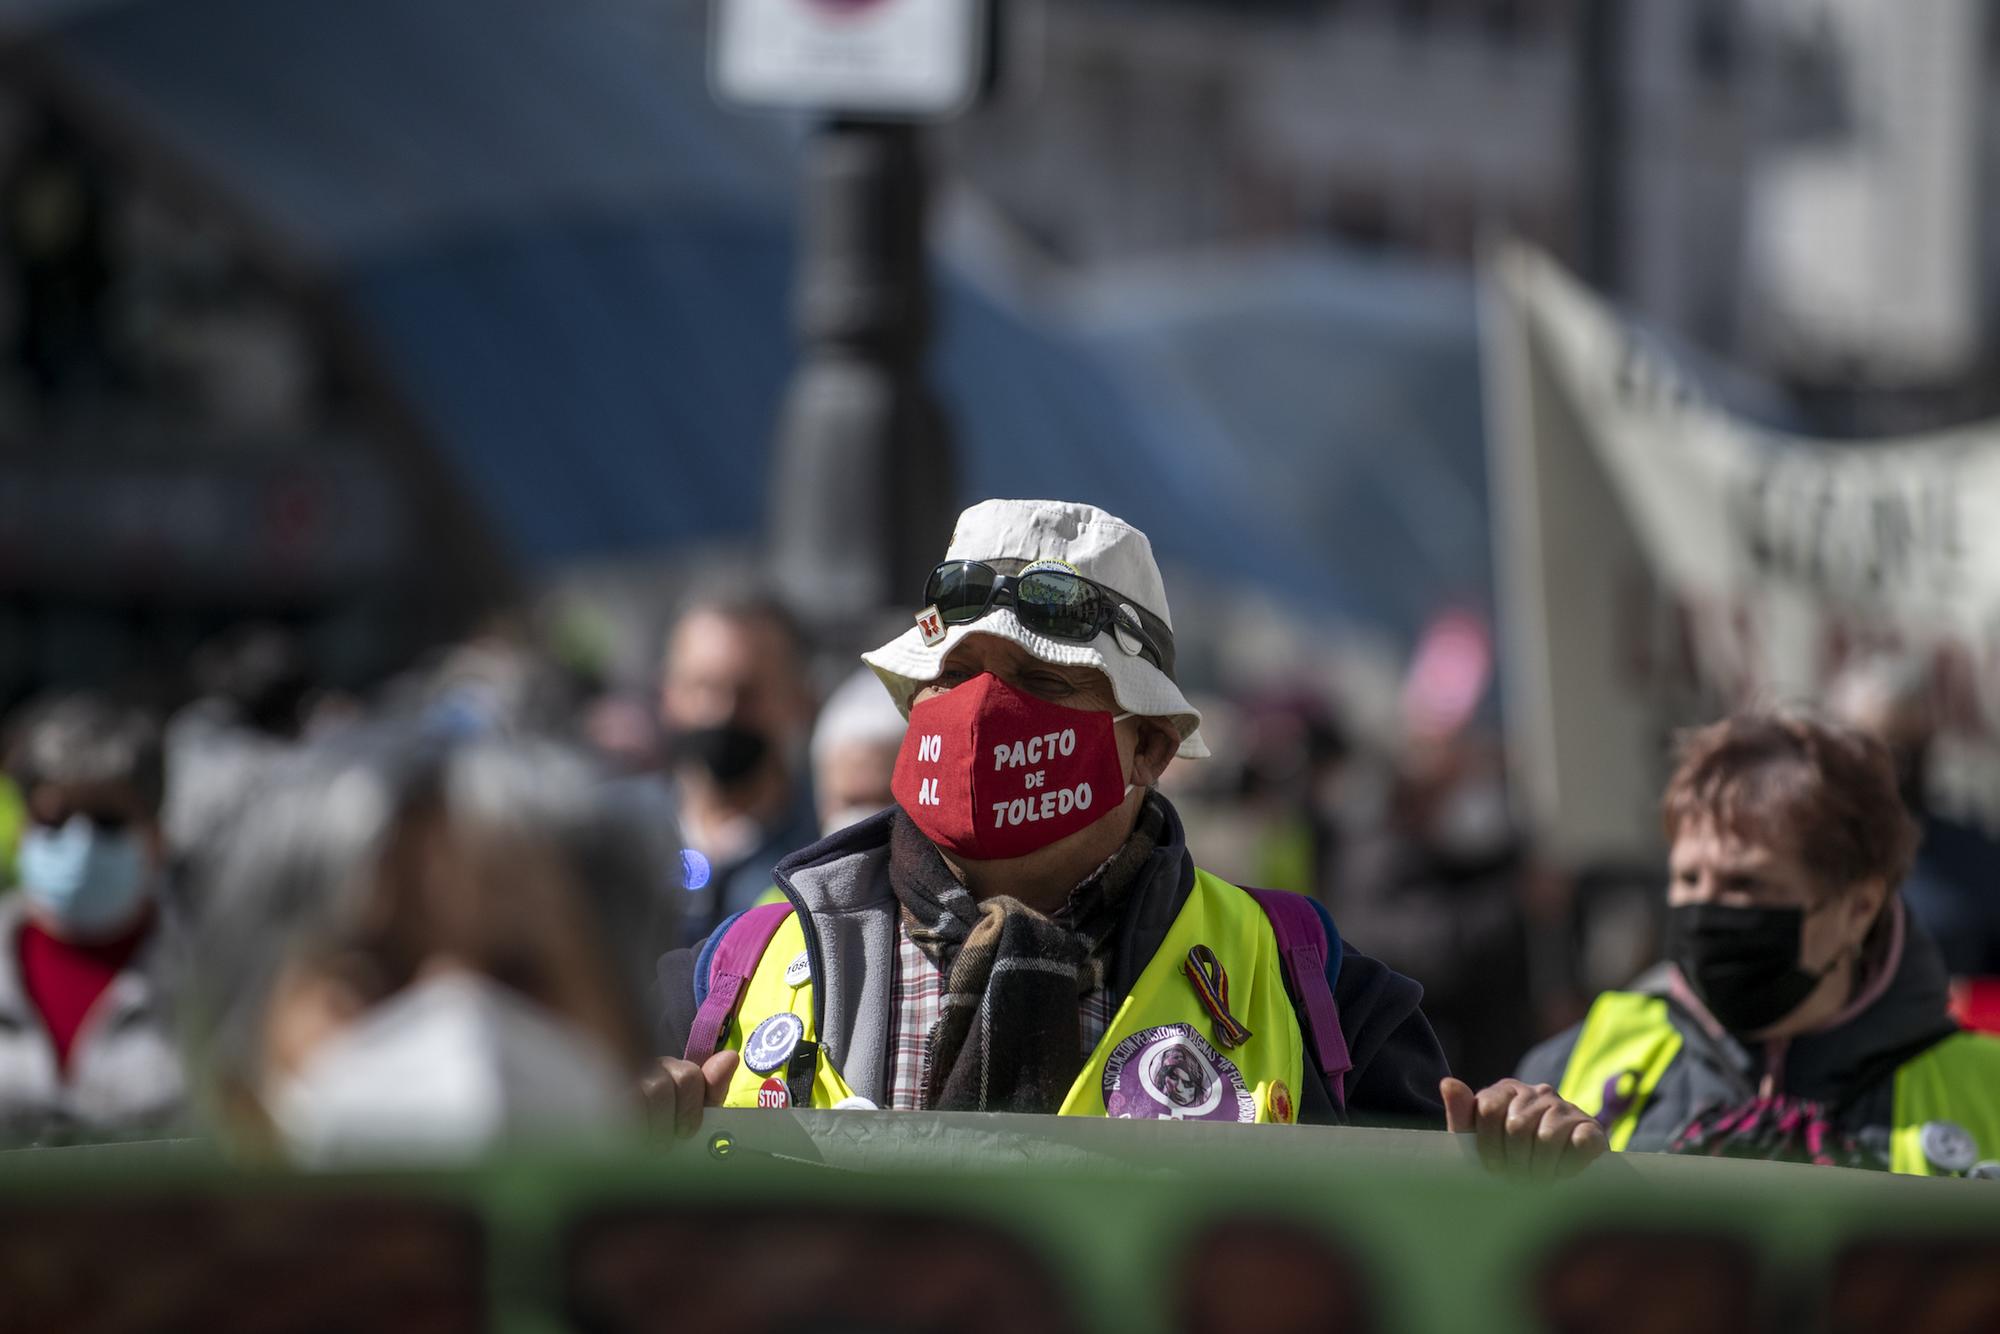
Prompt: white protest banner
<box><xmin>1485</xmin><ymin>244</ymin><xmax>2000</xmax><ymax>868</ymax></box>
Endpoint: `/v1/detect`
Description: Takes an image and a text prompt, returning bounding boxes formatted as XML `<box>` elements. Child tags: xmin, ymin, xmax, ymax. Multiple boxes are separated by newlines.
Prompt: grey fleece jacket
<box><xmin>654</xmin><ymin>799</ymin><xmax>1451</xmax><ymax>1127</ymax></box>
<box><xmin>1516</xmin><ymin>900</ymin><xmax>1961</xmax><ymax>1155</ymax></box>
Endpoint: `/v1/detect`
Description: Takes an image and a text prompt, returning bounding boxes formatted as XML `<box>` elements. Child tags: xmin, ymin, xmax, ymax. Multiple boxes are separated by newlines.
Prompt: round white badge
<box><xmin>784</xmin><ymin>950</ymin><xmax>812</xmax><ymax>988</ymax></box>
<box><xmin>833</xmin><ymin>1095</ymin><xmax>879</xmax><ymax>1111</ymax></box>
<box><xmin>743</xmin><ymin>1012</ymin><xmax>805</xmax><ymax>1075</ymax></box>
<box><xmin>1920</xmin><ymin>1119</ymin><xmax>1979</xmax><ymax>1174</ymax></box>
<box><xmin>1111</xmin><ymin>604</ymin><xmax>1146</xmax><ymax>658</ymax></box>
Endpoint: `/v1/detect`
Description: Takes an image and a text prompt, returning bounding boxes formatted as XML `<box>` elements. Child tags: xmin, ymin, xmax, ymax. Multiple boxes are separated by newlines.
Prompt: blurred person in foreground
<box><xmin>811</xmin><ymin>666</ymin><xmax>908</xmax><ymax>838</ymax></box>
<box><xmin>0</xmin><ymin>694</ymin><xmax>184</xmax><ymax>1144</ymax></box>
<box><xmin>179</xmin><ymin>730</ymin><xmax>677</xmax><ymax>1163</ymax></box>
<box><xmin>649</xmin><ymin>500</ymin><xmax>1603</xmax><ymax>1176</ymax></box>
<box><xmin>657</xmin><ymin>594</ymin><xmax>819</xmax><ymax>943</ymax></box>
<box><xmin>1517</xmin><ymin>712</ymin><xmax>2000</xmax><ymax>1176</ymax></box>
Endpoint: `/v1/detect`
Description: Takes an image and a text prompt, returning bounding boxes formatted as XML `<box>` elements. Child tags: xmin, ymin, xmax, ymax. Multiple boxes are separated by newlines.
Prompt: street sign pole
<box><xmin>713</xmin><ymin>0</ymin><xmax>997</xmax><ymax>654</ymax></box>
<box><xmin>767</xmin><ymin>118</ymin><xmax>954</xmax><ymax>652</ymax></box>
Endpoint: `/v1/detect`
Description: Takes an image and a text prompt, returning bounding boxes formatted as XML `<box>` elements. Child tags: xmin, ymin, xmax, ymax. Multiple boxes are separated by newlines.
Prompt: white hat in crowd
<box><xmin>862</xmin><ymin>498</ymin><xmax>1209</xmax><ymax>759</ymax></box>
<box><xmin>811</xmin><ymin>665</ymin><xmax>910</xmax><ymax>771</ymax></box>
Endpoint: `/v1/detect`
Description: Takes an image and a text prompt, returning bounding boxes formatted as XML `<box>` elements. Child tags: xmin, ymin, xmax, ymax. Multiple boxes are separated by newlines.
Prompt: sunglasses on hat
<box><xmin>921</xmin><ymin>560</ymin><xmax>1177</xmax><ymax>680</ymax></box>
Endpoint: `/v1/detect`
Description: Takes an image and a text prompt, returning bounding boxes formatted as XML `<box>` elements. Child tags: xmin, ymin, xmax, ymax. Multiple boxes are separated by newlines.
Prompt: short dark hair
<box><xmin>1661</xmin><ymin>711</ymin><xmax>1918</xmax><ymax>899</ymax></box>
<box><xmin>3</xmin><ymin>692</ymin><xmax>165</xmax><ymax>816</ymax></box>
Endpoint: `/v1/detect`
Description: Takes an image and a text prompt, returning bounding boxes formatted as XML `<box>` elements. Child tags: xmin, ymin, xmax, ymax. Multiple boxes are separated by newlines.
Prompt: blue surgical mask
<box><xmin>16</xmin><ymin>816</ymin><xmax>149</xmax><ymax>935</ymax></box>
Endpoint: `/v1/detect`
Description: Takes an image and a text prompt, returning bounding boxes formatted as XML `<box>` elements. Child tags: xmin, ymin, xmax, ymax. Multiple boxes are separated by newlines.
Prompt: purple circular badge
<box><xmin>744</xmin><ymin>1012</ymin><xmax>805</xmax><ymax>1075</ymax></box>
<box><xmin>1103</xmin><ymin>1023</ymin><xmax>1256</xmax><ymax>1122</ymax></box>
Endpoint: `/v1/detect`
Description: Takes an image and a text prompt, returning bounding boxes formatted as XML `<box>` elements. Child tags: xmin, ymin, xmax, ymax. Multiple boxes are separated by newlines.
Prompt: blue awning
<box><xmin>20</xmin><ymin>0</ymin><xmax>1495</xmax><ymax>638</ymax></box>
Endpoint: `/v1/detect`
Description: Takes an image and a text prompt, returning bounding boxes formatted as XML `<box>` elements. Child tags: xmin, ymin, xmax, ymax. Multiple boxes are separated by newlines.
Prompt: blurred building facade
<box><xmin>0</xmin><ymin>78</ymin><xmax>466</xmax><ymax>707</ymax></box>
<box><xmin>950</xmin><ymin>0</ymin><xmax>1999</xmax><ymax>430</ymax></box>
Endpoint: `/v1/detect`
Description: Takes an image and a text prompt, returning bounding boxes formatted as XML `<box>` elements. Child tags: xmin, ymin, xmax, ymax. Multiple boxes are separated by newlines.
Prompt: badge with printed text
<box><xmin>1102</xmin><ymin>1023</ymin><xmax>1257</xmax><ymax>1123</ymax></box>
<box><xmin>756</xmin><ymin>1077</ymin><xmax>790</xmax><ymax>1109</ymax></box>
<box><xmin>744</xmin><ymin>1012</ymin><xmax>805</xmax><ymax>1075</ymax></box>
<box><xmin>784</xmin><ymin>950</ymin><xmax>812</xmax><ymax>988</ymax></box>
<box><xmin>916</xmin><ymin>604</ymin><xmax>947</xmax><ymax>647</ymax></box>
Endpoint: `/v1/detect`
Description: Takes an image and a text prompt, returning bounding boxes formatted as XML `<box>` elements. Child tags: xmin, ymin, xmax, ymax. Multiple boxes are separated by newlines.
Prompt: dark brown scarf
<box><xmin>887</xmin><ymin>798</ymin><xmax>1164</xmax><ymax>1112</ymax></box>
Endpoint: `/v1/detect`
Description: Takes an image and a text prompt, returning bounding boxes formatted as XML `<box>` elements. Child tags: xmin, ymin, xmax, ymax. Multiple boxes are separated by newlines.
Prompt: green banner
<box><xmin>2</xmin><ymin>1112</ymin><xmax>1995</xmax><ymax>1333</ymax></box>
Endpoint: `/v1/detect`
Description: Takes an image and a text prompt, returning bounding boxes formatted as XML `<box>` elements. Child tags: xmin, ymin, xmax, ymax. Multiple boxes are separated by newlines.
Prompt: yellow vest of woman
<box><xmin>1559</xmin><ymin>991</ymin><xmax>2000</xmax><ymax>1175</ymax></box>
<box><xmin>717</xmin><ymin>868</ymin><xmax>1307</xmax><ymax>1122</ymax></box>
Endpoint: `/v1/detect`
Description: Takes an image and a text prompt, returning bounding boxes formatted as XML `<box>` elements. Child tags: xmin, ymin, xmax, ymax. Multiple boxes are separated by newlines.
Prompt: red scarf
<box><xmin>19</xmin><ymin>913</ymin><xmax>151</xmax><ymax>1076</ymax></box>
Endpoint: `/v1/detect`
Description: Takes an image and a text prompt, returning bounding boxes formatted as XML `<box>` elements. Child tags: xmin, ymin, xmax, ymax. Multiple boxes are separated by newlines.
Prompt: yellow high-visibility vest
<box><xmin>716</xmin><ymin>869</ymin><xmax>1306</xmax><ymax>1123</ymax></box>
<box><xmin>1558</xmin><ymin>990</ymin><xmax>2000</xmax><ymax>1175</ymax></box>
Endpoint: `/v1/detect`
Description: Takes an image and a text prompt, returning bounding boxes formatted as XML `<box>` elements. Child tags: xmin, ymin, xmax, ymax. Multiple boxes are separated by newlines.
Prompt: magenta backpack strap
<box><xmin>684</xmin><ymin>902</ymin><xmax>796</xmax><ymax>1064</ymax></box>
<box><xmin>1245</xmin><ymin>887</ymin><xmax>1352</xmax><ymax>1110</ymax></box>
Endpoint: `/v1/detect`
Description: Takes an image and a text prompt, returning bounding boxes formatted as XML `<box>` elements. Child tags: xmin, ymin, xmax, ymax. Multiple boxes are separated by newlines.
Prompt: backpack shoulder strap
<box><xmin>684</xmin><ymin>901</ymin><xmax>796</xmax><ymax>1064</ymax></box>
<box><xmin>1245</xmin><ymin>886</ymin><xmax>1351</xmax><ymax>1110</ymax></box>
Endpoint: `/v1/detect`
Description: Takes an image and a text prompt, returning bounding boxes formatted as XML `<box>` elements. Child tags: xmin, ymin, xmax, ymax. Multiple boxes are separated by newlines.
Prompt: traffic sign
<box><xmin>712</xmin><ymin>0</ymin><xmax>992</xmax><ymax>119</ymax></box>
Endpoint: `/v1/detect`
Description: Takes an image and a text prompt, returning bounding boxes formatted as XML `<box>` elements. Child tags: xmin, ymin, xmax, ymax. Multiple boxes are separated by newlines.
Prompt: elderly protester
<box><xmin>180</xmin><ymin>729</ymin><xmax>678</xmax><ymax>1163</ymax></box>
<box><xmin>650</xmin><ymin>498</ymin><xmax>1603</xmax><ymax>1176</ymax></box>
<box><xmin>1517</xmin><ymin>711</ymin><xmax>2000</xmax><ymax>1176</ymax></box>
<box><xmin>0</xmin><ymin>694</ymin><xmax>183</xmax><ymax>1145</ymax></box>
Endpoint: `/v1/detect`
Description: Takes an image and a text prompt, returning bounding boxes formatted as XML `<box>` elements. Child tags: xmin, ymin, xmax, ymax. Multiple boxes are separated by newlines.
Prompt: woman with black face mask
<box><xmin>1514</xmin><ymin>712</ymin><xmax>2000</xmax><ymax>1177</ymax></box>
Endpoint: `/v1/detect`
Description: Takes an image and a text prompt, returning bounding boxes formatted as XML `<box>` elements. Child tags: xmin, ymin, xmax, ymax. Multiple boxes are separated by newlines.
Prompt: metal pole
<box><xmin>767</xmin><ymin>119</ymin><xmax>957</xmax><ymax>654</ymax></box>
<box><xmin>1575</xmin><ymin>0</ymin><xmax>1624</xmax><ymax>295</ymax></box>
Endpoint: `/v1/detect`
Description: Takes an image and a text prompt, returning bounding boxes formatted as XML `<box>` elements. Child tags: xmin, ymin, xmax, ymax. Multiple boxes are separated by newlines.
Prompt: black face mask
<box><xmin>674</xmin><ymin>723</ymin><xmax>769</xmax><ymax>788</ymax></box>
<box><xmin>1664</xmin><ymin>902</ymin><xmax>1835</xmax><ymax>1036</ymax></box>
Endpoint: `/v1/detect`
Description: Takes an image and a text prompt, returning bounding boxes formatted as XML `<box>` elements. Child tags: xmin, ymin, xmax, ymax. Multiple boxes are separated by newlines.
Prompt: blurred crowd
<box><xmin>2</xmin><ymin>567</ymin><xmax>1997</xmax><ymax>1157</ymax></box>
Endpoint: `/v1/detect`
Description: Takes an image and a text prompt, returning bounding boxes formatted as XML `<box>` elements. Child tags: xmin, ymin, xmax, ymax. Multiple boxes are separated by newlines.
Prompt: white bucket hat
<box><xmin>862</xmin><ymin>499</ymin><xmax>1209</xmax><ymax>759</ymax></box>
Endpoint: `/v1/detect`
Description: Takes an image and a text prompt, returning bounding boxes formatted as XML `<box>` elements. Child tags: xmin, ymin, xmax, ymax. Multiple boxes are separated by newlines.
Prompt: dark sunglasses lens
<box><xmin>567</xmin><ymin>1207</ymin><xmax>1081</xmax><ymax>1334</ymax></box>
<box><xmin>1829</xmin><ymin>1237</ymin><xmax>2000</xmax><ymax>1334</ymax></box>
<box><xmin>0</xmin><ymin>1195</ymin><xmax>485</xmax><ymax>1334</ymax></box>
<box><xmin>1175</xmin><ymin>1219</ymin><xmax>1375</xmax><ymax>1334</ymax></box>
<box><xmin>1538</xmin><ymin>1231</ymin><xmax>1761</xmax><ymax>1334</ymax></box>
<box><xmin>1013</xmin><ymin>570</ymin><xmax>1102</xmax><ymax>641</ymax></box>
<box><xmin>926</xmin><ymin>562</ymin><xmax>996</xmax><ymax>623</ymax></box>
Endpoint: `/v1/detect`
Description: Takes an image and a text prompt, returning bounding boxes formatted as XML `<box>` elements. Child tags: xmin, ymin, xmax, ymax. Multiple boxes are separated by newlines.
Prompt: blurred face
<box><xmin>259</xmin><ymin>824</ymin><xmax>644</xmax><ymax>1086</ymax></box>
<box><xmin>17</xmin><ymin>779</ymin><xmax>162</xmax><ymax>941</ymax></box>
<box><xmin>659</xmin><ymin>609</ymin><xmax>809</xmax><ymax>740</ymax></box>
<box><xmin>24</xmin><ymin>780</ymin><xmax>161</xmax><ymax>861</ymax></box>
<box><xmin>815</xmin><ymin>738</ymin><xmax>901</xmax><ymax>833</ymax></box>
<box><xmin>1666</xmin><ymin>818</ymin><xmax>1884</xmax><ymax>1037</ymax></box>
<box><xmin>249</xmin><ymin>820</ymin><xmax>644</xmax><ymax>1160</ymax></box>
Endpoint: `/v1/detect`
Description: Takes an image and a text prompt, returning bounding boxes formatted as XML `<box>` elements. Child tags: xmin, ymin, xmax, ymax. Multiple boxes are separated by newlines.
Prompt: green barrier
<box><xmin>1</xmin><ymin>1112</ymin><xmax>1995</xmax><ymax>1334</ymax></box>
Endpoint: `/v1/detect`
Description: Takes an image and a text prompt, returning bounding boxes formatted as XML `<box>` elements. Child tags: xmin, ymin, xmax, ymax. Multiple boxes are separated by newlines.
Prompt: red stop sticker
<box><xmin>757</xmin><ymin>1077</ymin><xmax>791</xmax><ymax>1109</ymax></box>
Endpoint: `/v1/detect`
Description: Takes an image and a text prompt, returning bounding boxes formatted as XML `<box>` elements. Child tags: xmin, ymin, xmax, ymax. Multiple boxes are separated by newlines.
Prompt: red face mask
<box><xmin>892</xmin><ymin>672</ymin><xmax>1133</xmax><ymax>861</ymax></box>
